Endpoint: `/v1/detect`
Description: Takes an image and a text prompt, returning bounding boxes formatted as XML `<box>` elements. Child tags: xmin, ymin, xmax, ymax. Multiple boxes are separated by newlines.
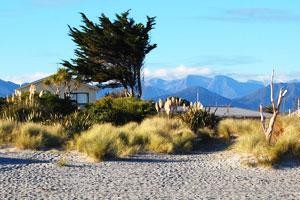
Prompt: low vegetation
<box><xmin>2</xmin><ymin>84</ymin><xmax>300</xmax><ymax>167</ymax></box>
<box><xmin>86</xmin><ymin>97</ymin><xmax>156</xmax><ymax>125</ymax></box>
<box><xmin>218</xmin><ymin>116</ymin><xmax>300</xmax><ymax>166</ymax></box>
<box><xmin>1</xmin><ymin>92</ymin><xmax>76</xmax><ymax>123</ymax></box>
<box><xmin>180</xmin><ymin>107</ymin><xmax>219</xmax><ymax>133</ymax></box>
<box><xmin>72</xmin><ymin>117</ymin><xmax>196</xmax><ymax>161</ymax></box>
<box><xmin>0</xmin><ymin>120</ymin><xmax>65</xmax><ymax>149</ymax></box>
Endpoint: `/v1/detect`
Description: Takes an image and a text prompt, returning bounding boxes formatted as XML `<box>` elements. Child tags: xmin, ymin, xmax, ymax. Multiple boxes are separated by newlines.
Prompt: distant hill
<box><xmin>154</xmin><ymin>86</ymin><xmax>234</xmax><ymax>107</ymax></box>
<box><xmin>233</xmin><ymin>82</ymin><xmax>300</xmax><ymax>112</ymax></box>
<box><xmin>142</xmin><ymin>86</ymin><xmax>167</xmax><ymax>100</ymax></box>
<box><xmin>207</xmin><ymin>75</ymin><xmax>264</xmax><ymax>99</ymax></box>
<box><xmin>0</xmin><ymin>79</ymin><xmax>19</xmax><ymax>97</ymax></box>
<box><xmin>145</xmin><ymin>75</ymin><xmax>264</xmax><ymax>100</ymax></box>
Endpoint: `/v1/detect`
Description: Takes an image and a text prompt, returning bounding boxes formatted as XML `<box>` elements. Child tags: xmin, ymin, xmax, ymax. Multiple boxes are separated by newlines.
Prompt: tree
<box><xmin>44</xmin><ymin>68</ymin><xmax>79</xmax><ymax>98</ymax></box>
<box><xmin>260</xmin><ymin>70</ymin><xmax>287</xmax><ymax>144</ymax></box>
<box><xmin>62</xmin><ymin>11</ymin><xmax>157</xmax><ymax>97</ymax></box>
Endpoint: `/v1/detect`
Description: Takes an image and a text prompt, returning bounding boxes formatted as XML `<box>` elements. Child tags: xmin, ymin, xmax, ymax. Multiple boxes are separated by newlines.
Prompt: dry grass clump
<box><xmin>218</xmin><ymin>116</ymin><xmax>300</xmax><ymax>166</ymax></box>
<box><xmin>73</xmin><ymin>117</ymin><xmax>196</xmax><ymax>161</ymax></box>
<box><xmin>14</xmin><ymin>123</ymin><xmax>65</xmax><ymax>150</ymax></box>
<box><xmin>138</xmin><ymin>117</ymin><xmax>195</xmax><ymax>153</ymax></box>
<box><xmin>0</xmin><ymin>120</ymin><xmax>17</xmax><ymax>145</ymax></box>
<box><xmin>217</xmin><ymin>118</ymin><xmax>261</xmax><ymax>139</ymax></box>
<box><xmin>0</xmin><ymin>120</ymin><xmax>66</xmax><ymax>150</ymax></box>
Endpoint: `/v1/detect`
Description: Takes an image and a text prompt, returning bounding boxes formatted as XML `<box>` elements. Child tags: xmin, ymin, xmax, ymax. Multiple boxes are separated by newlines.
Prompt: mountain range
<box><xmin>143</xmin><ymin>75</ymin><xmax>299</xmax><ymax>112</ymax></box>
<box><xmin>144</xmin><ymin>75</ymin><xmax>264</xmax><ymax>100</ymax></box>
<box><xmin>0</xmin><ymin>79</ymin><xmax>19</xmax><ymax>97</ymax></box>
<box><xmin>1</xmin><ymin>75</ymin><xmax>299</xmax><ymax>112</ymax></box>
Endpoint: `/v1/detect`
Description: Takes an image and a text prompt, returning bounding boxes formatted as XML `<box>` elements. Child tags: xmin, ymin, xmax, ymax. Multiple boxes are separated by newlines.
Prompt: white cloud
<box><xmin>144</xmin><ymin>65</ymin><xmax>213</xmax><ymax>80</ymax></box>
<box><xmin>4</xmin><ymin>72</ymin><xmax>52</xmax><ymax>85</ymax></box>
<box><xmin>227</xmin><ymin>70</ymin><xmax>300</xmax><ymax>84</ymax></box>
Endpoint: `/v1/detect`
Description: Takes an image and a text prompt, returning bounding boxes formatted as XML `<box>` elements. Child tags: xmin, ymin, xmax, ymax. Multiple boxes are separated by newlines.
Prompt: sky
<box><xmin>1</xmin><ymin>0</ymin><xmax>300</xmax><ymax>84</ymax></box>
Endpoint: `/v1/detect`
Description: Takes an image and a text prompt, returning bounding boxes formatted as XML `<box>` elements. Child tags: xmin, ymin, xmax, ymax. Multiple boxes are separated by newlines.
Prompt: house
<box><xmin>15</xmin><ymin>77</ymin><xmax>99</xmax><ymax>105</ymax></box>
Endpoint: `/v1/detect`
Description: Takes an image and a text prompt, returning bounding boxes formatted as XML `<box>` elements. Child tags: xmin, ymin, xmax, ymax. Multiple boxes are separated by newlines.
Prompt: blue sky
<box><xmin>1</xmin><ymin>0</ymin><xmax>300</xmax><ymax>84</ymax></box>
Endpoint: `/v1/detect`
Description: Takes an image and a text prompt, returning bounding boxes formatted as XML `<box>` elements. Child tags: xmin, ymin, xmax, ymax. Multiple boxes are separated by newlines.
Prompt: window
<box><xmin>70</xmin><ymin>93</ymin><xmax>89</xmax><ymax>105</ymax></box>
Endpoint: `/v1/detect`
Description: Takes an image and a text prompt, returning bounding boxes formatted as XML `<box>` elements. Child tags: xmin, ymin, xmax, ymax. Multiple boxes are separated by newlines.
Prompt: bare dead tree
<box><xmin>260</xmin><ymin>70</ymin><xmax>287</xmax><ymax>144</ymax></box>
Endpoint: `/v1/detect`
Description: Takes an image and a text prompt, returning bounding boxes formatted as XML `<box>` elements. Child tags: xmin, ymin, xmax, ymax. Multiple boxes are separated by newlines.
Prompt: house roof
<box><xmin>16</xmin><ymin>76</ymin><xmax>99</xmax><ymax>91</ymax></box>
<box><xmin>207</xmin><ymin>106</ymin><xmax>273</xmax><ymax>118</ymax></box>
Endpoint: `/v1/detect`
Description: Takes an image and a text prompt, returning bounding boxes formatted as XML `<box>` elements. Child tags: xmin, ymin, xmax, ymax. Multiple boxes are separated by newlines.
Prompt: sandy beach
<box><xmin>1</xmin><ymin>142</ymin><xmax>300</xmax><ymax>200</ymax></box>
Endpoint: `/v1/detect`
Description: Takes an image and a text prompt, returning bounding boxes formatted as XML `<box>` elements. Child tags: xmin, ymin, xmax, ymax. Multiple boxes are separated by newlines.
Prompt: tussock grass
<box><xmin>0</xmin><ymin>120</ymin><xmax>66</xmax><ymax>150</ymax></box>
<box><xmin>0</xmin><ymin>120</ymin><xmax>17</xmax><ymax>145</ymax></box>
<box><xmin>217</xmin><ymin>118</ymin><xmax>261</xmax><ymax>139</ymax></box>
<box><xmin>15</xmin><ymin>123</ymin><xmax>66</xmax><ymax>149</ymax></box>
<box><xmin>218</xmin><ymin>116</ymin><xmax>300</xmax><ymax>166</ymax></box>
<box><xmin>72</xmin><ymin>117</ymin><xmax>196</xmax><ymax>161</ymax></box>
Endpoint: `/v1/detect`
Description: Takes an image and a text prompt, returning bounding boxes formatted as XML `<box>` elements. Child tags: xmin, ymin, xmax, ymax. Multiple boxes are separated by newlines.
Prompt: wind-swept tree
<box><xmin>62</xmin><ymin>11</ymin><xmax>157</xmax><ymax>97</ymax></box>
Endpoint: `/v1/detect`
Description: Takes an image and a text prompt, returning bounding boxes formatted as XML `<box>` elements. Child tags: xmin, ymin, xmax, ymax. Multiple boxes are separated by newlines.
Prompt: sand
<box><xmin>1</xmin><ymin>145</ymin><xmax>300</xmax><ymax>200</ymax></box>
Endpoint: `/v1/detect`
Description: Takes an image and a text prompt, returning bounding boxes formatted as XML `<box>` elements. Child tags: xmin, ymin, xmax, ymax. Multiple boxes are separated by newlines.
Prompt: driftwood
<box><xmin>260</xmin><ymin>70</ymin><xmax>287</xmax><ymax>144</ymax></box>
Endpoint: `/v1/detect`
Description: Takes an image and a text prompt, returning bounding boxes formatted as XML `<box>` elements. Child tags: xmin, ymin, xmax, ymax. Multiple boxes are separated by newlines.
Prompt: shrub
<box><xmin>15</xmin><ymin>123</ymin><xmax>65</xmax><ymax>149</ymax></box>
<box><xmin>180</xmin><ymin>107</ymin><xmax>219</xmax><ymax>133</ymax></box>
<box><xmin>0</xmin><ymin>97</ymin><xmax>7</xmax><ymax>110</ymax></box>
<box><xmin>72</xmin><ymin>117</ymin><xmax>196</xmax><ymax>161</ymax></box>
<box><xmin>61</xmin><ymin>111</ymin><xmax>94</xmax><ymax>138</ymax></box>
<box><xmin>38</xmin><ymin>92</ymin><xmax>77</xmax><ymax>117</ymax></box>
<box><xmin>87</xmin><ymin>97</ymin><xmax>156</xmax><ymax>125</ymax></box>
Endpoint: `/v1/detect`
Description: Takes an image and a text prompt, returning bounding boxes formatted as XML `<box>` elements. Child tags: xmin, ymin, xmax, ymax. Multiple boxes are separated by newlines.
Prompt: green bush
<box><xmin>38</xmin><ymin>92</ymin><xmax>77</xmax><ymax>117</ymax></box>
<box><xmin>61</xmin><ymin>111</ymin><xmax>94</xmax><ymax>138</ymax></box>
<box><xmin>180</xmin><ymin>107</ymin><xmax>219</xmax><ymax>133</ymax></box>
<box><xmin>87</xmin><ymin>97</ymin><xmax>156</xmax><ymax>125</ymax></box>
<box><xmin>0</xmin><ymin>97</ymin><xmax>7</xmax><ymax>110</ymax></box>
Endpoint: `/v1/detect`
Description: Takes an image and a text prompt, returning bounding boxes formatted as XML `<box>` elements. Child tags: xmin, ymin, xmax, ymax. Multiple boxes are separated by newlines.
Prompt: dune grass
<box><xmin>0</xmin><ymin>120</ymin><xmax>17</xmax><ymax>145</ymax></box>
<box><xmin>72</xmin><ymin>116</ymin><xmax>196</xmax><ymax>161</ymax></box>
<box><xmin>0</xmin><ymin>120</ymin><xmax>66</xmax><ymax>150</ymax></box>
<box><xmin>218</xmin><ymin>116</ymin><xmax>300</xmax><ymax>166</ymax></box>
<box><xmin>217</xmin><ymin>118</ymin><xmax>261</xmax><ymax>139</ymax></box>
<box><xmin>15</xmin><ymin>123</ymin><xmax>66</xmax><ymax>149</ymax></box>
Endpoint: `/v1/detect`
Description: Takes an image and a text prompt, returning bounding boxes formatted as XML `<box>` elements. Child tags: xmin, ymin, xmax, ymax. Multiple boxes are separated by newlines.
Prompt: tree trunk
<box><xmin>137</xmin><ymin>68</ymin><xmax>142</xmax><ymax>98</ymax></box>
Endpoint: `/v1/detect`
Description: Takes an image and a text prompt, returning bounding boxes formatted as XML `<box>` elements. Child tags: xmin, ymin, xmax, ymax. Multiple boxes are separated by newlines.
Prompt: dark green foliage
<box><xmin>87</xmin><ymin>97</ymin><xmax>156</xmax><ymax>125</ymax></box>
<box><xmin>180</xmin><ymin>108</ymin><xmax>220</xmax><ymax>133</ymax></box>
<box><xmin>62</xmin><ymin>11</ymin><xmax>157</xmax><ymax>97</ymax></box>
<box><xmin>1</xmin><ymin>92</ymin><xmax>77</xmax><ymax>122</ymax></box>
<box><xmin>61</xmin><ymin>111</ymin><xmax>94</xmax><ymax>138</ymax></box>
<box><xmin>262</xmin><ymin>105</ymin><xmax>274</xmax><ymax>114</ymax></box>
<box><xmin>0</xmin><ymin>98</ymin><xmax>6</xmax><ymax>109</ymax></box>
<box><xmin>38</xmin><ymin>92</ymin><xmax>77</xmax><ymax>117</ymax></box>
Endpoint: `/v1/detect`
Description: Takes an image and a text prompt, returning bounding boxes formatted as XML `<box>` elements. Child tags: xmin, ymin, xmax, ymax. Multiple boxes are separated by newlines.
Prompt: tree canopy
<box><xmin>44</xmin><ymin>68</ymin><xmax>79</xmax><ymax>97</ymax></box>
<box><xmin>62</xmin><ymin>11</ymin><xmax>157</xmax><ymax>97</ymax></box>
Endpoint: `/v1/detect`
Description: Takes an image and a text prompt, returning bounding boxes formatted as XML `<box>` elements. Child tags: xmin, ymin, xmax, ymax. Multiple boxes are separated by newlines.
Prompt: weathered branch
<box><xmin>260</xmin><ymin>69</ymin><xmax>287</xmax><ymax>144</ymax></box>
<box><xmin>259</xmin><ymin>104</ymin><xmax>266</xmax><ymax>133</ymax></box>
